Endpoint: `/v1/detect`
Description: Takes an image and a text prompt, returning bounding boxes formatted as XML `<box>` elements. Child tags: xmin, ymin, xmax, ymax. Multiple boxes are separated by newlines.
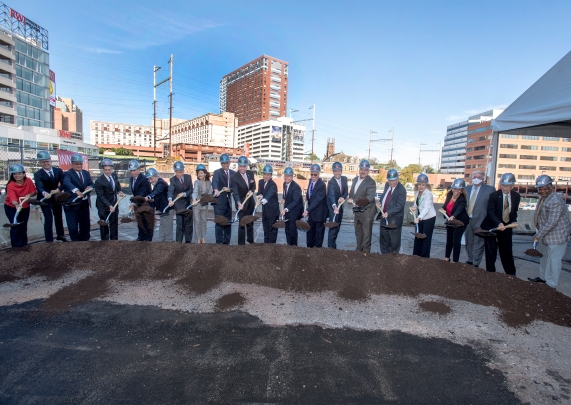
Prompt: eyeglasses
<box><xmin>311</xmin><ymin>173</ymin><xmax>319</xmax><ymax>177</ymax></box>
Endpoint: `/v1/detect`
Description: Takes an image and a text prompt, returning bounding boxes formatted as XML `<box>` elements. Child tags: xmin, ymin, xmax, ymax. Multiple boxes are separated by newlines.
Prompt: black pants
<box><xmin>307</xmin><ymin>218</ymin><xmax>325</xmax><ymax>248</ymax></box>
<box><xmin>40</xmin><ymin>201</ymin><xmax>64</xmax><ymax>242</ymax></box>
<box><xmin>484</xmin><ymin>227</ymin><xmax>516</xmax><ymax>275</ymax></box>
<box><xmin>237</xmin><ymin>209</ymin><xmax>254</xmax><ymax>245</ymax></box>
<box><xmin>380</xmin><ymin>224</ymin><xmax>403</xmax><ymax>254</ymax></box>
<box><xmin>175</xmin><ymin>213</ymin><xmax>192</xmax><ymax>243</ymax></box>
<box><xmin>445</xmin><ymin>226</ymin><xmax>465</xmax><ymax>262</ymax></box>
<box><xmin>137</xmin><ymin>205</ymin><xmax>154</xmax><ymax>241</ymax></box>
<box><xmin>214</xmin><ymin>196</ymin><xmax>232</xmax><ymax>244</ymax></box>
<box><xmin>327</xmin><ymin>208</ymin><xmax>344</xmax><ymax>249</ymax></box>
<box><xmin>4</xmin><ymin>205</ymin><xmax>30</xmax><ymax>247</ymax></box>
<box><xmin>262</xmin><ymin>213</ymin><xmax>279</xmax><ymax>243</ymax></box>
<box><xmin>98</xmin><ymin>208</ymin><xmax>119</xmax><ymax>241</ymax></box>
<box><xmin>64</xmin><ymin>200</ymin><xmax>91</xmax><ymax>241</ymax></box>
<box><xmin>285</xmin><ymin>218</ymin><xmax>298</xmax><ymax>246</ymax></box>
<box><xmin>412</xmin><ymin>216</ymin><xmax>436</xmax><ymax>258</ymax></box>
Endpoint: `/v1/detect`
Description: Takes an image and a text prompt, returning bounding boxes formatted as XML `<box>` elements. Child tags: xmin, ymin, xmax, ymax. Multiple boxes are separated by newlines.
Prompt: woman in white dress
<box><xmin>410</xmin><ymin>173</ymin><xmax>436</xmax><ymax>258</ymax></box>
<box><xmin>192</xmin><ymin>164</ymin><xmax>212</xmax><ymax>244</ymax></box>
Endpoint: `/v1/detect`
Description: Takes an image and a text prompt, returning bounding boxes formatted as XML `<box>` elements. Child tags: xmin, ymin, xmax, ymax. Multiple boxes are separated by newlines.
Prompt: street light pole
<box><xmin>309</xmin><ymin>104</ymin><xmax>315</xmax><ymax>163</ymax></box>
<box><xmin>389</xmin><ymin>128</ymin><xmax>395</xmax><ymax>167</ymax></box>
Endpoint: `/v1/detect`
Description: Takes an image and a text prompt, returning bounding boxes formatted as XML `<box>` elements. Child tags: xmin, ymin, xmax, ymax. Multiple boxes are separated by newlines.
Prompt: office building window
<box><xmin>543</xmin><ymin>137</ymin><xmax>560</xmax><ymax>141</ymax></box>
<box><xmin>500</xmin><ymin>144</ymin><xmax>518</xmax><ymax>149</ymax></box>
<box><xmin>539</xmin><ymin>166</ymin><xmax>556</xmax><ymax>171</ymax></box>
<box><xmin>519</xmin><ymin>165</ymin><xmax>536</xmax><ymax>170</ymax></box>
<box><xmin>501</xmin><ymin>134</ymin><xmax>519</xmax><ymax>139</ymax></box>
<box><xmin>518</xmin><ymin>174</ymin><xmax>535</xmax><ymax>180</ymax></box>
<box><xmin>520</xmin><ymin>145</ymin><xmax>538</xmax><ymax>150</ymax></box>
<box><xmin>540</xmin><ymin>156</ymin><xmax>558</xmax><ymax>161</ymax></box>
<box><xmin>499</xmin><ymin>154</ymin><xmax>517</xmax><ymax>159</ymax></box>
<box><xmin>541</xmin><ymin>146</ymin><xmax>559</xmax><ymax>151</ymax></box>
<box><xmin>498</xmin><ymin>164</ymin><xmax>516</xmax><ymax>169</ymax></box>
<box><xmin>560</xmin><ymin>167</ymin><xmax>571</xmax><ymax>172</ymax></box>
<box><xmin>522</xmin><ymin>135</ymin><xmax>539</xmax><ymax>140</ymax></box>
<box><xmin>519</xmin><ymin>155</ymin><xmax>537</xmax><ymax>160</ymax></box>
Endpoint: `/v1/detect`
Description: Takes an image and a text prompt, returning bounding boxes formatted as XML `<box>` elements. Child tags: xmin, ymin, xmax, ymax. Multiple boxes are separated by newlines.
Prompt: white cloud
<box><xmin>445</xmin><ymin>104</ymin><xmax>509</xmax><ymax>122</ymax></box>
<box><xmin>83</xmin><ymin>47</ymin><xmax>123</xmax><ymax>54</ymax></box>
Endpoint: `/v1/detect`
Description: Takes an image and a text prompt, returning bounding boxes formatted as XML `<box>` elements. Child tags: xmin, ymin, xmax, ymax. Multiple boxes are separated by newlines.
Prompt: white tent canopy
<box><xmin>492</xmin><ymin>50</ymin><xmax>571</xmax><ymax>136</ymax></box>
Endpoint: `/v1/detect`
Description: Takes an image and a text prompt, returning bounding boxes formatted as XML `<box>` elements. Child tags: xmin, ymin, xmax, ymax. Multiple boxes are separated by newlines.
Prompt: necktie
<box><xmin>502</xmin><ymin>194</ymin><xmax>510</xmax><ymax>223</ymax></box>
<box><xmin>284</xmin><ymin>183</ymin><xmax>288</xmax><ymax>199</ymax></box>
<box><xmin>109</xmin><ymin>176</ymin><xmax>115</xmax><ymax>191</ymax></box>
<box><xmin>181</xmin><ymin>177</ymin><xmax>184</xmax><ymax>187</ymax></box>
<box><xmin>535</xmin><ymin>198</ymin><xmax>545</xmax><ymax>227</ymax></box>
<box><xmin>243</xmin><ymin>173</ymin><xmax>248</xmax><ymax>185</ymax></box>
<box><xmin>78</xmin><ymin>171</ymin><xmax>84</xmax><ymax>184</ymax></box>
<box><xmin>309</xmin><ymin>181</ymin><xmax>314</xmax><ymax>198</ymax></box>
<box><xmin>226</xmin><ymin>171</ymin><xmax>229</xmax><ymax>187</ymax></box>
<box><xmin>49</xmin><ymin>170</ymin><xmax>54</xmax><ymax>179</ymax></box>
<box><xmin>468</xmin><ymin>188</ymin><xmax>477</xmax><ymax>216</ymax></box>
<box><xmin>383</xmin><ymin>188</ymin><xmax>392</xmax><ymax>213</ymax></box>
<box><xmin>337</xmin><ymin>178</ymin><xmax>342</xmax><ymax>193</ymax></box>
<box><xmin>132</xmin><ymin>177</ymin><xmax>136</xmax><ymax>189</ymax></box>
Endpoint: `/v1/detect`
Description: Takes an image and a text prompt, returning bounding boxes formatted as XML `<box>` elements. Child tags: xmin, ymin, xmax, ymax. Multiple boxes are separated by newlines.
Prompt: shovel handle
<box><xmin>438</xmin><ymin>208</ymin><xmax>450</xmax><ymax>220</ymax></box>
<box><xmin>40</xmin><ymin>189</ymin><xmax>59</xmax><ymax>202</ymax></box>
<box><xmin>490</xmin><ymin>223</ymin><xmax>519</xmax><ymax>232</ymax></box>
<box><xmin>163</xmin><ymin>194</ymin><xmax>185</xmax><ymax>213</ymax></box>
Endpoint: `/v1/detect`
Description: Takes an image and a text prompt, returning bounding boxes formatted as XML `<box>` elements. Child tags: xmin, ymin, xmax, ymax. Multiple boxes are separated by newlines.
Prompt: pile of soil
<box><xmin>1</xmin><ymin>242</ymin><xmax>570</xmax><ymax>328</ymax></box>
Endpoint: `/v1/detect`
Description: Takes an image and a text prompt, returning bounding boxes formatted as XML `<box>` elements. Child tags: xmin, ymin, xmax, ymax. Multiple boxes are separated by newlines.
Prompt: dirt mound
<box><xmin>1</xmin><ymin>242</ymin><xmax>570</xmax><ymax>328</ymax></box>
<box><xmin>215</xmin><ymin>292</ymin><xmax>246</xmax><ymax>311</ymax></box>
<box><xmin>419</xmin><ymin>301</ymin><xmax>451</xmax><ymax>316</ymax></box>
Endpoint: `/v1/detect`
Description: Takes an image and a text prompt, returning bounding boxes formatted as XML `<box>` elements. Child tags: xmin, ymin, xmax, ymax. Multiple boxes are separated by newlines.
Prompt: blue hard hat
<box><xmin>71</xmin><ymin>153</ymin><xmax>84</xmax><ymax>163</ymax></box>
<box><xmin>173</xmin><ymin>161</ymin><xmax>185</xmax><ymax>171</ymax></box>
<box><xmin>359</xmin><ymin>160</ymin><xmax>370</xmax><ymax>170</ymax></box>
<box><xmin>237</xmin><ymin>156</ymin><xmax>248</xmax><ymax>166</ymax></box>
<box><xmin>535</xmin><ymin>174</ymin><xmax>552</xmax><ymax>187</ymax></box>
<box><xmin>128</xmin><ymin>160</ymin><xmax>140</xmax><ymax>170</ymax></box>
<box><xmin>284</xmin><ymin>167</ymin><xmax>294</xmax><ymax>176</ymax></box>
<box><xmin>196</xmin><ymin>164</ymin><xmax>206</xmax><ymax>171</ymax></box>
<box><xmin>37</xmin><ymin>150</ymin><xmax>51</xmax><ymax>160</ymax></box>
<box><xmin>220</xmin><ymin>153</ymin><xmax>230</xmax><ymax>163</ymax></box>
<box><xmin>9</xmin><ymin>163</ymin><xmax>25</xmax><ymax>174</ymax></box>
<box><xmin>452</xmin><ymin>178</ymin><xmax>466</xmax><ymax>189</ymax></box>
<box><xmin>499</xmin><ymin>173</ymin><xmax>516</xmax><ymax>186</ymax></box>
<box><xmin>416</xmin><ymin>173</ymin><xmax>429</xmax><ymax>183</ymax></box>
<box><xmin>101</xmin><ymin>158</ymin><xmax>114</xmax><ymax>167</ymax></box>
<box><xmin>332</xmin><ymin>162</ymin><xmax>343</xmax><ymax>171</ymax></box>
<box><xmin>387</xmin><ymin>168</ymin><xmax>399</xmax><ymax>181</ymax></box>
<box><xmin>262</xmin><ymin>164</ymin><xmax>273</xmax><ymax>174</ymax></box>
<box><xmin>310</xmin><ymin>164</ymin><xmax>321</xmax><ymax>173</ymax></box>
<box><xmin>146</xmin><ymin>168</ymin><xmax>158</xmax><ymax>178</ymax></box>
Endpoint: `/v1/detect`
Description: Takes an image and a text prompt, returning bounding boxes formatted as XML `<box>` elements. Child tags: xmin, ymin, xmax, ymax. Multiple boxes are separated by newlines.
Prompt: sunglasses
<box><xmin>311</xmin><ymin>173</ymin><xmax>319</xmax><ymax>176</ymax></box>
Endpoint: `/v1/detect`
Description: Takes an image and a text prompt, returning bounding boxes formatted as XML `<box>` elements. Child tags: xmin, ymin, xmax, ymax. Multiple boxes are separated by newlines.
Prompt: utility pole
<box><xmin>367</xmin><ymin>130</ymin><xmax>377</xmax><ymax>160</ymax></box>
<box><xmin>290</xmin><ymin>108</ymin><xmax>298</xmax><ymax>119</ymax></box>
<box><xmin>437</xmin><ymin>141</ymin><xmax>442</xmax><ymax>171</ymax></box>
<box><xmin>168</xmin><ymin>54</ymin><xmax>173</xmax><ymax>158</ymax></box>
<box><xmin>310</xmin><ymin>104</ymin><xmax>315</xmax><ymax>163</ymax></box>
<box><xmin>389</xmin><ymin>127</ymin><xmax>395</xmax><ymax>167</ymax></box>
<box><xmin>419</xmin><ymin>142</ymin><xmax>426</xmax><ymax>165</ymax></box>
<box><xmin>154</xmin><ymin>56</ymin><xmax>172</xmax><ymax>158</ymax></box>
<box><xmin>153</xmin><ymin>65</ymin><xmax>161</xmax><ymax>159</ymax></box>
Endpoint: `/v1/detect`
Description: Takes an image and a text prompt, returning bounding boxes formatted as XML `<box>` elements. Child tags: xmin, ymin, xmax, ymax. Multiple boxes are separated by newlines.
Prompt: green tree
<box><xmin>114</xmin><ymin>147</ymin><xmax>134</xmax><ymax>156</ymax></box>
<box><xmin>304</xmin><ymin>153</ymin><xmax>319</xmax><ymax>161</ymax></box>
<box><xmin>98</xmin><ymin>147</ymin><xmax>106</xmax><ymax>155</ymax></box>
<box><xmin>422</xmin><ymin>165</ymin><xmax>435</xmax><ymax>174</ymax></box>
<box><xmin>399</xmin><ymin>164</ymin><xmax>423</xmax><ymax>184</ymax></box>
<box><xmin>379</xmin><ymin>160</ymin><xmax>400</xmax><ymax>170</ymax></box>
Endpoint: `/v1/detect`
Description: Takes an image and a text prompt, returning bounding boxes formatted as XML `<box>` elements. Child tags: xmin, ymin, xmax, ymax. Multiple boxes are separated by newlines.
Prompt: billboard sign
<box><xmin>49</xmin><ymin>69</ymin><xmax>56</xmax><ymax>107</ymax></box>
<box><xmin>271</xmin><ymin>126</ymin><xmax>282</xmax><ymax>143</ymax></box>
<box><xmin>244</xmin><ymin>142</ymin><xmax>250</xmax><ymax>158</ymax></box>
<box><xmin>0</xmin><ymin>3</ymin><xmax>49</xmax><ymax>50</ymax></box>
<box><xmin>56</xmin><ymin>150</ymin><xmax>88</xmax><ymax>171</ymax></box>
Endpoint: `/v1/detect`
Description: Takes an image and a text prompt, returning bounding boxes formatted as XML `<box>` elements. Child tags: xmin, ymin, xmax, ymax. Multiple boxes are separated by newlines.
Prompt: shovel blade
<box><xmin>214</xmin><ymin>215</ymin><xmax>229</xmax><ymax>226</ymax></box>
<box><xmin>324</xmin><ymin>222</ymin><xmax>339</xmax><ymax>229</ymax></box>
<box><xmin>120</xmin><ymin>217</ymin><xmax>133</xmax><ymax>223</ymax></box>
<box><xmin>524</xmin><ymin>249</ymin><xmax>543</xmax><ymax>257</ymax></box>
<box><xmin>295</xmin><ymin>219</ymin><xmax>310</xmax><ymax>231</ymax></box>
<box><xmin>97</xmin><ymin>220</ymin><xmax>109</xmax><ymax>227</ymax></box>
<box><xmin>412</xmin><ymin>232</ymin><xmax>427</xmax><ymax>239</ymax></box>
<box><xmin>239</xmin><ymin>215</ymin><xmax>258</xmax><ymax>226</ymax></box>
<box><xmin>272</xmin><ymin>221</ymin><xmax>286</xmax><ymax>229</ymax></box>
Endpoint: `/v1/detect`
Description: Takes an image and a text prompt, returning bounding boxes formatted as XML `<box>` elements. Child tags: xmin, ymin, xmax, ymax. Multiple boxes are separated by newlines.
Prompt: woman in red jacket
<box><xmin>4</xmin><ymin>164</ymin><xmax>37</xmax><ymax>247</ymax></box>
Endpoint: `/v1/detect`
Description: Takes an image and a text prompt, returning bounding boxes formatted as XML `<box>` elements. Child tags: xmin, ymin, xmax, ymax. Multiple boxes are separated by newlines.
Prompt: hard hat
<box><xmin>70</xmin><ymin>153</ymin><xmax>84</xmax><ymax>163</ymax></box>
<box><xmin>101</xmin><ymin>158</ymin><xmax>114</xmax><ymax>167</ymax></box>
<box><xmin>237</xmin><ymin>156</ymin><xmax>248</xmax><ymax>166</ymax></box>
<box><xmin>310</xmin><ymin>163</ymin><xmax>321</xmax><ymax>173</ymax></box>
<box><xmin>284</xmin><ymin>167</ymin><xmax>294</xmax><ymax>176</ymax></box>
<box><xmin>535</xmin><ymin>174</ymin><xmax>553</xmax><ymax>188</ymax></box>
<box><xmin>173</xmin><ymin>161</ymin><xmax>185</xmax><ymax>171</ymax></box>
<box><xmin>36</xmin><ymin>150</ymin><xmax>51</xmax><ymax>161</ymax></box>
<box><xmin>146</xmin><ymin>168</ymin><xmax>159</xmax><ymax>178</ymax></box>
<box><xmin>359</xmin><ymin>160</ymin><xmax>370</xmax><ymax>170</ymax></box>
<box><xmin>499</xmin><ymin>173</ymin><xmax>516</xmax><ymax>186</ymax></box>
<box><xmin>196</xmin><ymin>164</ymin><xmax>206</xmax><ymax>171</ymax></box>
<box><xmin>9</xmin><ymin>163</ymin><xmax>25</xmax><ymax>174</ymax></box>
<box><xmin>416</xmin><ymin>173</ymin><xmax>429</xmax><ymax>183</ymax></box>
<box><xmin>387</xmin><ymin>168</ymin><xmax>399</xmax><ymax>181</ymax></box>
<box><xmin>452</xmin><ymin>178</ymin><xmax>466</xmax><ymax>189</ymax></box>
<box><xmin>128</xmin><ymin>160</ymin><xmax>140</xmax><ymax>170</ymax></box>
<box><xmin>220</xmin><ymin>153</ymin><xmax>230</xmax><ymax>163</ymax></box>
<box><xmin>262</xmin><ymin>164</ymin><xmax>273</xmax><ymax>174</ymax></box>
<box><xmin>332</xmin><ymin>162</ymin><xmax>343</xmax><ymax>171</ymax></box>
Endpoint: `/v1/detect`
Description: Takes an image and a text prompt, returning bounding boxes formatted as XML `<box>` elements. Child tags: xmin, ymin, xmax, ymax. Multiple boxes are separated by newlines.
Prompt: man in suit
<box><xmin>256</xmin><ymin>164</ymin><xmax>279</xmax><ymax>243</ymax></box>
<box><xmin>347</xmin><ymin>160</ymin><xmax>377</xmax><ymax>253</ymax></box>
<box><xmin>128</xmin><ymin>160</ymin><xmax>153</xmax><ymax>241</ymax></box>
<box><xmin>464</xmin><ymin>170</ymin><xmax>495</xmax><ymax>267</ymax></box>
<box><xmin>212</xmin><ymin>154</ymin><xmax>235</xmax><ymax>244</ymax></box>
<box><xmin>168</xmin><ymin>161</ymin><xmax>193</xmax><ymax>243</ymax></box>
<box><xmin>231</xmin><ymin>155</ymin><xmax>256</xmax><ymax>245</ymax></box>
<box><xmin>327</xmin><ymin>162</ymin><xmax>349</xmax><ymax>249</ymax></box>
<box><xmin>62</xmin><ymin>153</ymin><xmax>95</xmax><ymax>241</ymax></box>
<box><xmin>145</xmin><ymin>168</ymin><xmax>173</xmax><ymax>242</ymax></box>
<box><xmin>304</xmin><ymin>164</ymin><xmax>328</xmax><ymax>248</ymax></box>
<box><xmin>280</xmin><ymin>167</ymin><xmax>304</xmax><ymax>246</ymax></box>
<box><xmin>95</xmin><ymin>158</ymin><xmax>124</xmax><ymax>241</ymax></box>
<box><xmin>33</xmin><ymin>150</ymin><xmax>67</xmax><ymax>242</ymax></box>
<box><xmin>528</xmin><ymin>175</ymin><xmax>571</xmax><ymax>288</ymax></box>
<box><xmin>481</xmin><ymin>173</ymin><xmax>520</xmax><ymax>275</ymax></box>
<box><xmin>377</xmin><ymin>168</ymin><xmax>406</xmax><ymax>254</ymax></box>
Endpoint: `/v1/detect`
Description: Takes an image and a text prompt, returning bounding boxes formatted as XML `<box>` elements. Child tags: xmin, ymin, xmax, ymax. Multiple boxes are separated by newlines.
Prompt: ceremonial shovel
<box><xmin>68</xmin><ymin>187</ymin><xmax>94</xmax><ymax>205</ymax></box>
<box><xmin>3</xmin><ymin>195</ymin><xmax>34</xmax><ymax>228</ymax></box>
<box><xmin>324</xmin><ymin>199</ymin><xmax>346</xmax><ymax>229</ymax></box>
<box><xmin>295</xmin><ymin>201</ymin><xmax>310</xmax><ymax>232</ymax></box>
<box><xmin>120</xmin><ymin>208</ymin><xmax>135</xmax><ymax>223</ymax></box>
<box><xmin>30</xmin><ymin>189</ymin><xmax>59</xmax><ymax>206</ymax></box>
<box><xmin>272</xmin><ymin>204</ymin><xmax>288</xmax><ymax>229</ymax></box>
<box><xmin>97</xmin><ymin>195</ymin><xmax>126</xmax><ymax>227</ymax></box>
<box><xmin>524</xmin><ymin>241</ymin><xmax>543</xmax><ymax>257</ymax></box>
<box><xmin>409</xmin><ymin>209</ymin><xmax>426</xmax><ymax>239</ymax></box>
<box><xmin>376</xmin><ymin>203</ymin><xmax>397</xmax><ymax>229</ymax></box>
<box><xmin>176</xmin><ymin>193</ymin><xmax>215</xmax><ymax>217</ymax></box>
<box><xmin>163</xmin><ymin>193</ymin><xmax>185</xmax><ymax>213</ymax></box>
<box><xmin>438</xmin><ymin>208</ymin><xmax>464</xmax><ymax>228</ymax></box>
<box><xmin>475</xmin><ymin>223</ymin><xmax>519</xmax><ymax>237</ymax></box>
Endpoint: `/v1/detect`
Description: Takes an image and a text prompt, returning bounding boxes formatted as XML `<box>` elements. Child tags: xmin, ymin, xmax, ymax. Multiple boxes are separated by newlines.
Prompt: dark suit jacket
<box><xmin>168</xmin><ymin>174</ymin><xmax>193</xmax><ymax>210</ymax></box>
<box><xmin>258</xmin><ymin>178</ymin><xmax>279</xmax><ymax>218</ymax></box>
<box><xmin>62</xmin><ymin>169</ymin><xmax>95</xmax><ymax>204</ymax></box>
<box><xmin>349</xmin><ymin>176</ymin><xmax>376</xmax><ymax>212</ymax></box>
<box><xmin>443</xmin><ymin>191</ymin><xmax>470</xmax><ymax>226</ymax></box>
<box><xmin>283</xmin><ymin>180</ymin><xmax>303</xmax><ymax>221</ymax></box>
<box><xmin>95</xmin><ymin>172</ymin><xmax>122</xmax><ymax>211</ymax></box>
<box><xmin>306</xmin><ymin>178</ymin><xmax>328</xmax><ymax>222</ymax></box>
<box><xmin>212</xmin><ymin>168</ymin><xmax>236</xmax><ymax>192</ymax></box>
<box><xmin>377</xmin><ymin>181</ymin><xmax>407</xmax><ymax>226</ymax></box>
<box><xmin>130</xmin><ymin>172</ymin><xmax>152</xmax><ymax>200</ymax></box>
<box><xmin>231</xmin><ymin>170</ymin><xmax>256</xmax><ymax>212</ymax></box>
<box><xmin>480</xmin><ymin>189</ymin><xmax>520</xmax><ymax>230</ymax></box>
<box><xmin>34</xmin><ymin>167</ymin><xmax>64</xmax><ymax>196</ymax></box>
<box><xmin>327</xmin><ymin>176</ymin><xmax>348</xmax><ymax>218</ymax></box>
<box><xmin>148</xmin><ymin>178</ymin><xmax>169</xmax><ymax>212</ymax></box>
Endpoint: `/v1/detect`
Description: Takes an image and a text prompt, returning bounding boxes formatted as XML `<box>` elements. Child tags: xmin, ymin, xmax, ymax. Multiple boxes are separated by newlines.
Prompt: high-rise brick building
<box><xmin>219</xmin><ymin>55</ymin><xmax>288</xmax><ymax>126</ymax></box>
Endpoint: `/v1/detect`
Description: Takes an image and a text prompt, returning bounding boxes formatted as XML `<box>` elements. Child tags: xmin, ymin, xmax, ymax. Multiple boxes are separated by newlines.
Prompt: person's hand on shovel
<box><xmin>42</xmin><ymin>191</ymin><xmax>51</xmax><ymax>199</ymax></box>
<box><xmin>303</xmin><ymin>209</ymin><xmax>309</xmax><ymax>218</ymax></box>
<box><xmin>279</xmin><ymin>198</ymin><xmax>285</xmax><ymax>206</ymax></box>
<box><xmin>280</xmin><ymin>208</ymin><xmax>287</xmax><ymax>217</ymax></box>
<box><xmin>119</xmin><ymin>191</ymin><xmax>125</xmax><ymax>198</ymax></box>
<box><xmin>237</xmin><ymin>202</ymin><xmax>243</xmax><ymax>210</ymax></box>
<box><xmin>347</xmin><ymin>198</ymin><xmax>354</xmax><ymax>205</ymax></box>
<box><xmin>333</xmin><ymin>206</ymin><xmax>339</xmax><ymax>215</ymax></box>
<box><xmin>214</xmin><ymin>189</ymin><xmax>220</xmax><ymax>197</ymax></box>
<box><xmin>246</xmin><ymin>191</ymin><xmax>253</xmax><ymax>198</ymax></box>
<box><xmin>497</xmin><ymin>223</ymin><xmax>506</xmax><ymax>231</ymax></box>
<box><xmin>414</xmin><ymin>217</ymin><xmax>420</xmax><ymax>224</ymax></box>
<box><xmin>410</xmin><ymin>206</ymin><xmax>417</xmax><ymax>212</ymax></box>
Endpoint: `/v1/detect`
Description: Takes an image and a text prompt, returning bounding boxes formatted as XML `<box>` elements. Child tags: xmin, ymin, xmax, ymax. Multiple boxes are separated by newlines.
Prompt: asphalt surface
<box><xmin>0</xmin><ymin>300</ymin><xmax>520</xmax><ymax>405</ymax></box>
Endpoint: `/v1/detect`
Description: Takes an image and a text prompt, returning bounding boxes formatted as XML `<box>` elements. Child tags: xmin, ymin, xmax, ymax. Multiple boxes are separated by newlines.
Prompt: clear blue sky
<box><xmin>17</xmin><ymin>0</ymin><xmax>571</xmax><ymax>167</ymax></box>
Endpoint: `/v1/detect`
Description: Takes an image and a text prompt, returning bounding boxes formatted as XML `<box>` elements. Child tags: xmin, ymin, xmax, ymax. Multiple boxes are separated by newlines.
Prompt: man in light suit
<box><xmin>464</xmin><ymin>170</ymin><xmax>495</xmax><ymax>267</ymax></box>
<box><xmin>280</xmin><ymin>167</ymin><xmax>304</xmax><ymax>246</ymax></box>
<box><xmin>347</xmin><ymin>160</ymin><xmax>376</xmax><ymax>253</ymax></box>
<box><xmin>62</xmin><ymin>153</ymin><xmax>95</xmax><ymax>241</ymax></box>
<box><xmin>212</xmin><ymin>154</ymin><xmax>235</xmax><ymax>244</ymax></box>
<box><xmin>257</xmin><ymin>164</ymin><xmax>279</xmax><ymax>243</ymax></box>
<box><xmin>168</xmin><ymin>161</ymin><xmax>193</xmax><ymax>243</ymax></box>
<box><xmin>377</xmin><ymin>168</ymin><xmax>406</xmax><ymax>254</ymax></box>
<box><xmin>481</xmin><ymin>173</ymin><xmax>520</xmax><ymax>275</ymax></box>
<box><xmin>33</xmin><ymin>150</ymin><xmax>67</xmax><ymax>242</ymax></box>
<box><xmin>327</xmin><ymin>162</ymin><xmax>348</xmax><ymax>249</ymax></box>
<box><xmin>129</xmin><ymin>160</ymin><xmax>153</xmax><ymax>241</ymax></box>
<box><xmin>304</xmin><ymin>164</ymin><xmax>328</xmax><ymax>248</ymax></box>
<box><xmin>95</xmin><ymin>158</ymin><xmax>124</xmax><ymax>241</ymax></box>
<box><xmin>231</xmin><ymin>155</ymin><xmax>256</xmax><ymax>245</ymax></box>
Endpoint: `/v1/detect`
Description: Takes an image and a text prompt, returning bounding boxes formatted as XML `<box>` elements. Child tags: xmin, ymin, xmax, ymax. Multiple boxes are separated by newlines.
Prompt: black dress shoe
<box><xmin>466</xmin><ymin>261</ymin><xmax>473</xmax><ymax>265</ymax></box>
<box><xmin>528</xmin><ymin>277</ymin><xmax>546</xmax><ymax>283</ymax></box>
<box><xmin>56</xmin><ymin>236</ymin><xmax>68</xmax><ymax>242</ymax></box>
